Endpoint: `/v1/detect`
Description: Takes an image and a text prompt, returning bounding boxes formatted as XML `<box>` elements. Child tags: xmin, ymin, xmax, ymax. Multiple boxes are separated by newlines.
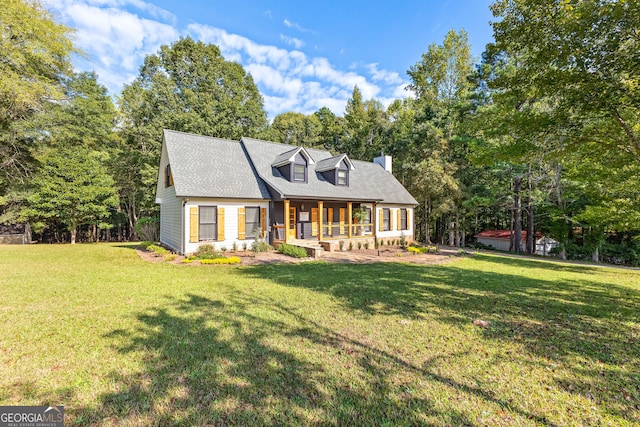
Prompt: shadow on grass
<box><xmin>65</xmin><ymin>294</ymin><xmax>476</xmax><ymax>425</ymax></box>
<box><xmin>239</xmin><ymin>257</ymin><xmax>640</xmax><ymax>423</ymax></box>
<box><xmin>47</xmin><ymin>255</ymin><xmax>638</xmax><ymax>425</ymax></box>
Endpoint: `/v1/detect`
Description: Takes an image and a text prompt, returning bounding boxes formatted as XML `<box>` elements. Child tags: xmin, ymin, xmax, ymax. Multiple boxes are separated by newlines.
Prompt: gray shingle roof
<box><xmin>163</xmin><ymin>130</ymin><xmax>271</xmax><ymax>199</ymax></box>
<box><xmin>241</xmin><ymin>137</ymin><xmax>417</xmax><ymax>205</ymax></box>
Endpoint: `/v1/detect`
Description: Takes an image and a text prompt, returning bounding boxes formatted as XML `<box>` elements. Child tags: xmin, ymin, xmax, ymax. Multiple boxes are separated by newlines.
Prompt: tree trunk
<box><xmin>592</xmin><ymin>246</ymin><xmax>600</xmax><ymax>263</ymax></box>
<box><xmin>448</xmin><ymin>219</ymin><xmax>455</xmax><ymax>246</ymax></box>
<box><xmin>526</xmin><ymin>202</ymin><xmax>534</xmax><ymax>254</ymax></box>
<box><xmin>424</xmin><ymin>197</ymin><xmax>431</xmax><ymax>244</ymax></box>
<box><xmin>455</xmin><ymin>211</ymin><xmax>460</xmax><ymax>247</ymax></box>
<box><xmin>70</xmin><ymin>227</ymin><xmax>77</xmax><ymax>244</ymax></box>
<box><xmin>513</xmin><ymin>176</ymin><xmax>523</xmax><ymax>253</ymax></box>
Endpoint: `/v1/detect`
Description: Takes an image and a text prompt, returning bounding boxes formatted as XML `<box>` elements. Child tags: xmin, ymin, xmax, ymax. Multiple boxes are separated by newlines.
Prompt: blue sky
<box><xmin>43</xmin><ymin>0</ymin><xmax>496</xmax><ymax>119</ymax></box>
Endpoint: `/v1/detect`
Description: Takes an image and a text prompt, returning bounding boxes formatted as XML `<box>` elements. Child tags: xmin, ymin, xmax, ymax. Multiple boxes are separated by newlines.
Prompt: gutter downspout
<box><xmin>181</xmin><ymin>197</ymin><xmax>188</xmax><ymax>255</ymax></box>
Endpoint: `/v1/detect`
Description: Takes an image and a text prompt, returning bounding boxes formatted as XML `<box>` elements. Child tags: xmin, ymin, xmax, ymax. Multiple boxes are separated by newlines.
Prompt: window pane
<box><xmin>199</xmin><ymin>206</ymin><xmax>217</xmax><ymax>240</ymax></box>
<box><xmin>245</xmin><ymin>207</ymin><xmax>260</xmax><ymax>238</ymax></box>
<box><xmin>383</xmin><ymin>209</ymin><xmax>390</xmax><ymax>231</ymax></box>
<box><xmin>337</xmin><ymin>170</ymin><xmax>347</xmax><ymax>185</ymax></box>
<box><xmin>200</xmin><ymin>224</ymin><xmax>216</xmax><ymax>240</ymax></box>
<box><xmin>401</xmin><ymin>209</ymin><xmax>407</xmax><ymax>230</ymax></box>
<box><xmin>200</xmin><ymin>206</ymin><xmax>217</xmax><ymax>224</ymax></box>
<box><xmin>294</xmin><ymin>164</ymin><xmax>305</xmax><ymax>181</ymax></box>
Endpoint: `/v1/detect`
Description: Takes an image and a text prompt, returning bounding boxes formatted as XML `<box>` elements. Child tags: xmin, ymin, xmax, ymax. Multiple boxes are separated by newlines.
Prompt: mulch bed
<box><xmin>136</xmin><ymin>245</ymin><xmax>470</xmax><ymax>266</ymax></box>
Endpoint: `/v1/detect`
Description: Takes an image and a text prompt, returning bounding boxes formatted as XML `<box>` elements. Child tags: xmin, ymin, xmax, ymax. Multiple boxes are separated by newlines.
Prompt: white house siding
<box><xmin>157</xmin><ymin>143</ymin><xmax>183</xmax><ymax>253</ymax></box>
<box><xmin>184</xmin><ymin>198</ymin><xmax>269</xmax><ymax>255</ymax></box>
<box><xmin>159</xmin><ymin>185</ymin><xmax>183</xmax><ymax>253</ymax></box>
<box><xmin>374</xmin><ymin>204</ymin><xmax>414</xmax><ymax>241</ymax></box>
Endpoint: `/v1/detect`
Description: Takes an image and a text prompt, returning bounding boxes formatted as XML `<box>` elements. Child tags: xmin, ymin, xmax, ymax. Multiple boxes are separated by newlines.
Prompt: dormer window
<box><xmin>294</xmin><ymin>164</ymin><xmax>306</xmax><ymax>181</ymax></box>
<box><xmin>316</xmin><ymin>154</ymin><xmax>354</xmax><ymax>187</ymax></box>
<box><xmin>271</xmin><ymin>146</ymin><xmax>314</xmax><ymax>183</ymax></box>
<box><xmin>337</xmin><ymin>169</ymin><xmax>347</xmax><ymax>186</ymax></box>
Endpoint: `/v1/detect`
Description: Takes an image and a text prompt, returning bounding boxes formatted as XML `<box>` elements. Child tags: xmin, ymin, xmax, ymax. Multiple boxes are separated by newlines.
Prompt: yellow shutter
<box><xmin>379</xmin><ymin>209</ymin><xmax>384</xmax><ymax>232</ymax></box>
<box><xmin>260</xmin><ymin>208</ymin><xmax>267</xmax><ymax>238</ymax></box>
<box><xmin>189</xmin><ymin>207</ymin><xmax>199</xmax><ymax>242</ymax></box>
<box><xmin>407</xmin><ymin>209</ymin><xmax>411</xmax><ymax>231</ymax></box>
<box><xmin>217</xmin><ymin>207</ymin><xmax>225</xmax><ymax>241</ymax></box>
<box><xmin>311</xmin><ymin>208</ymin><xmax>318</xmax><ymax>236</ymax></box>
<box><xmin>169</xmin><ymin>168</ymin><xmax>174</xmax><ymax>186</ymax></box>
<box><xmin>397</xmin><ymin>209</ymin><xmax>401</xmax><ymax>231</ymax></box>
<box><xmin>339</xmin><ymin>208</ymin><xmax>345</xmax><ymax>234</ymax></box>
<box><xmin>238</xmin><ymin>207</ymin><xmax>246</xmax><ymax>240</ymax></box>
<box><xmin>327</xmin><ymin>208</ymin><xmax>333</xmax><ymax>236</ymax></box>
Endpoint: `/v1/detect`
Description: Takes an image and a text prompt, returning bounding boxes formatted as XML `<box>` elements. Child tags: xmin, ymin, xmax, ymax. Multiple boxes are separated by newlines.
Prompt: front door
<box><xmin>287</xmin><ymin>207</ymin><xmax>297</xmax><ymax>240</ymax></box>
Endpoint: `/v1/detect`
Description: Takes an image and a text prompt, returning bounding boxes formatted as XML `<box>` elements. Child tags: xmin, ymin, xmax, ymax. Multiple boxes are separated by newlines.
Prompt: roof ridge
<box><xmin>164</xmin><ymin>129</ymin><xmax>239</xmax><ymax>143</ymax></box>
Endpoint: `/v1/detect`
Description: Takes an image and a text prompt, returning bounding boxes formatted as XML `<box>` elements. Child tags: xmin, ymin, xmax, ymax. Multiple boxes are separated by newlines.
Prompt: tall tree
<box><xmin>315</xmin><ymin>107</ymin><xmax>345</xmax><ymax>151</ymax></box>
<box><xmin>21</xmin><ymin>72</ymin><xmax>119</xmax><ymax>242</ymax></box>
<box><xmin>490</xmin><ymin>0</ymin><xmax>640</xmax><ymax>162</ymax></box>
<box><xmin>25</xmin><ymin>147</ymin><xmax>118</xmax><ymax>244</ymax></box>
<box><xmin>0</xmin><ymin>0</ymin><xmax>76</xmax><ymax>216</ymax></box>
<box><xmin>263</xmin><ymin>112</ymin><xmax>321</xmax><ymax>147</ymax></box>
<box><xmin>118</xmin><ymin>37</ymin><xmax>268</xmax><ymax>236</ymax></box>
<box><xmin>407</xmin><ymin>29</ymin><xmax>474</xmax><ymax>244</ymax></box>
<box><xmin>343</xmin><ymin>86</ymin><xmax>389</xmax><ymax>160</ymax></box>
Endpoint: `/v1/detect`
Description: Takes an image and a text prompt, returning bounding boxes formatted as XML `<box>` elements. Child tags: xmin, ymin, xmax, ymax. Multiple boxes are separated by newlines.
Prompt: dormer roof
<box><xmin>315</xmin><ymin>154</ymin><xmax>355</xmax><ymax>172</ymax></box>
<box><xmin>271</xmin><ymin>146</ymin><xmax>315</xmax><ymax>168</ymax></box>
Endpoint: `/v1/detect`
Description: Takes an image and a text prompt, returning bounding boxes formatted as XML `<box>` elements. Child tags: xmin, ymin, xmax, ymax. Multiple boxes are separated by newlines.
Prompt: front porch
<box><xmin>271</xmin><ymin>199</ymin><xmax>376</xmax><ymax>245</ymax></box>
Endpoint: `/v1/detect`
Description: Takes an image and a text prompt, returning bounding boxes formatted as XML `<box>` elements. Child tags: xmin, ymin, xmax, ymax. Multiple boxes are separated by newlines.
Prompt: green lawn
<box><xmin>0</xmin><ymin>244</ymin><xmax>639</xmax><ymax>426</ymax></box>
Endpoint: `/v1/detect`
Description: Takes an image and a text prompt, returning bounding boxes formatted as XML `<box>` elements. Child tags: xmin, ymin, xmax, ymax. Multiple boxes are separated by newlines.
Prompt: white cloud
<box><xmin>280</xmin><ymin>34</ymin><xmax>304</xmax><ymax>49</ymax></box>
<box><xmin>44</xmin><ymin>1</ymin><xmax>406</xmax><ymax>119</ymax></box>
<box><xmin>367</xmin><ymin>63</ymin><xmax>403</xmax><ymax>85</ymax></box>
<box><xmin>188</xmin><ymin>23</ymin><xmax>386</xmax><ymax>117</ymax></box>
<box><xmin>393</xmin><ymin>83</ymin><xmax>414</xmax><ymax>99</ymax></box>
<box><xmin>45</xmin><ymin>0</ymin><xmax>179</xmax><ymax>93</ymax></box>
<box><xmin>283</xmin><ymin>18</ymin><xmax>313</xmax><ymax>33</ymax></box>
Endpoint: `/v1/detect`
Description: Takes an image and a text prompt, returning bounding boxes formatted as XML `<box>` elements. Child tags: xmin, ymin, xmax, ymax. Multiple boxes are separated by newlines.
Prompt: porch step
<box><xmin>288</xmin><ymin>239</ymin><xmax>324</xmax><ymax>258</ymax></box>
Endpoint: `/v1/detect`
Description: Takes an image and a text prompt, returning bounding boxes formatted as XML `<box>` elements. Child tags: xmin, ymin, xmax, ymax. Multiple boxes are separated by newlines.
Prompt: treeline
<box><xmin>1</xmin><ymin>0</ymin><xmax>638</xmax><ymax>264</ymax></box>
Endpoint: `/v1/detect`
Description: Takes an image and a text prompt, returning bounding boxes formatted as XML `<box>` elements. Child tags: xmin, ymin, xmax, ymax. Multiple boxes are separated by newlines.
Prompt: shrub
<box><xmin>136</xmin><ymin>216</ymin><xmax>159</xmax><ymax>242</ymax></box>
<box><xmin>253</xmin><ymin>240</ymin><xmax>272</xmax><ymax>253</ymax></box>
<box><xmin>407</xmin><ymin>246</ymin><xmax>428</xmax><ymax>254</ymax></box>
<box><xmin>221</xmin><ymin>246</ymin><xmax>227</xmax><ymax>253</ymax></box>
<box><xmin>147</xmin><ymin>244</ymin><xmax>168</xmax><ymax>256</ymax></box>
<box><xmin>339</xmin><ymin>241</ymin><xmax>345</xmax><ymax>251</ymax></box>
<box><xmin>181</xmin><ymin>258</ymin><xmax>194</xmax><ymax>264</ymax></box>
<box><xmin>357</xmin><ymin>242</ymin><xmax>362</xmax><ymax>250</ymax></box>
<box><xmin>163</xmin><ymin>253</ymin><xmax>177</xmax><ymax>262</ymax></box>
<box><xmin>387</xmin><ymin>240</ymin><xmax>391</xmax><ymax>246</ymax></box>
<box><xmin>200</xmin><ymin>256</ymin><xmax>241</xmax><ymax>265</ymax></box>
<box><xmin>242</xmin><ymin>242</ymin><xmax>248</xmax><ymax>251</ymax></box>
<box><xmin>399</xmin><ymin>233</ymin><xmax>407</xmax><ymax>249</ymax></box>
<box><xmin>232</xmin><ymin>242</ymin><xmax>238</xmax><ymax>252</ymax></box>
<box><xmin>364</xmin><ymin>242</ymin><xmax>369</xmax><ymax>250</ymax></box>
<box><xmin>196</xmin><ymin>244</ymin><xmax>217</xmax><ymax>257</ymax></box>
<box><xmin>140</xmin><ymin>241</ymin><xmax>154</xmax><ymax>250</ymax></box>
<box><xmin>277</xmin><ymin>243</ymin><xmax>308</xmax><ymax>258</ymax></box>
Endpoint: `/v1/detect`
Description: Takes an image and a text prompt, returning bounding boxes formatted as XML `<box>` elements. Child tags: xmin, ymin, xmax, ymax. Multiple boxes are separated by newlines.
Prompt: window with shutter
<box><xmin>245</xmin><ymin>207</ymin><xmax>260</xmax><ymax>239</ymax></box>
<box><xmin>199</xmin><ymin>206</ymin><xmax>217</xmax><ymax>240</ymax></box>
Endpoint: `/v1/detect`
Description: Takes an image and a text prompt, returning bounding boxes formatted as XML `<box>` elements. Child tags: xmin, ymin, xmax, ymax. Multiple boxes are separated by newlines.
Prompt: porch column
<box><xmin>372</xmin><ymin>202</ymin><xmax>377</xmax><ymax>239</ymax></box>
<box><xmin>284</xmin><ymin>199</ymin><xmax>290</xmax><ymax>244</ymax></box>
<box><xmin>317</xmin><ymin>201</ymin><xmax>324</xmax><ymax>241</ymax></box>
<box><xmin>347</xmin><ymin>202</ymin><xmax>352</xmax><ymax>239</ymax></box>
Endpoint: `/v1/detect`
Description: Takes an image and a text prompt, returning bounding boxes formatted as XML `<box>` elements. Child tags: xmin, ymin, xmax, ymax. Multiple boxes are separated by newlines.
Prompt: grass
<box><xmin>0</xmin><ymin>243</ymin><xmax>639</xmax><ymax>426</ymax></box>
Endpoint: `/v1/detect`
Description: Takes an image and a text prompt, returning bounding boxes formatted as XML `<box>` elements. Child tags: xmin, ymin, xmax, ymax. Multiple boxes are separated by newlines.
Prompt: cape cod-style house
<box><xmin>156</xmin><ymin>129</ymin><xmax>417</xmax><ymax>255</ymax></box>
